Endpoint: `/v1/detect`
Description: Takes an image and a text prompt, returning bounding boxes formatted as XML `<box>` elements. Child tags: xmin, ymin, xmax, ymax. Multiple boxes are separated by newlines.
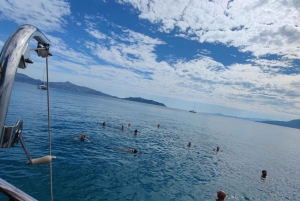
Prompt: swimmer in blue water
<box><xmin>134</xmin><ymin>129</ymin><xmax>138</xmax><ymax>135</ymax></box>
<box><xmin>213</xmin><ymin>146</ymin><xmax>220</xmax><ymax>152</ymax></box>
<box><xmin>102</xmin><ymin>121</ymin><xmax>106</xmax><ymax>126</ymax></box>
<box><xmin>187</xmin><ymin>142</ymin><xmax>196</xmax><ymax>147</ymax></box>
<box><xmin>118</xmin><ymin>147</ymin><xmax>138</xmax><ymax>154</ymax></box>
<box><xmin>216</xmin><ymin>190</ymin><xmax>226</xmax><ymax>201</ymax></box>
<box><xmin>74</xmin><ymin>133</ymin><xmax>90</xmax><ymax>142</ymax></box>
<box><xmin>261</xmin><ymin>170</ymin><xmax>267</xmax><ymax>179</ymax></box>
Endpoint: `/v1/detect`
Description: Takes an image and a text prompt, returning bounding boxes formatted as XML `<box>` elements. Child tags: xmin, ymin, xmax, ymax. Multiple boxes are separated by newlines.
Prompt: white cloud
<box><xmin>0</xmin><ymin>0</ymin><xmax>71</xmax><ymax>32</ymax></box>
<box><xmin>117</xmin><ymin>0</ymin><xmax>300</xmax><ymax>59</ymax></box>
<box><xmin>46</xmin><ymin>35</ymin><xmax>96</xmax><ymax>65</ymax></box>
<box><xmin>85</xmin><ymin>28</ymin><xmax>107</xmax><ymax>40</ymax></box>
<box><xmin>247</xmin><ymin>58</ymin><xmax>294</xmax><ymax>68</ymax></box>
<box><xmin>84</xmin><ymin>23</ymin><xmax>165</xmax><ymax>72</ymax></box>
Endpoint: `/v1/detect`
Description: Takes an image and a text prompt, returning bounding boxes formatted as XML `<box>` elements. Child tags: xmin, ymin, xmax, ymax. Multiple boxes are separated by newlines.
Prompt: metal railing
<box><xmin>0</xmin><ymin>24</ymin><xmax>55</xmax><ymax>200</ymax></box>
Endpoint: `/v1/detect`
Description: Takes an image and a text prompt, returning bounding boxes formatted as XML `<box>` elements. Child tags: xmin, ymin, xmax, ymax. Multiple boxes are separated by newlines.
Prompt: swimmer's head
<box><xmin>217</xmin><ymin>190</ymin><xmax>226</xmax><ymax>200</ymax></box>
<box><xmin>80</xmin><ymin>133</ymin><xmax>86</xmax><ymax>140</ymax></box>
<box><xmin>134</xmin><ymin>129</ymin><xmax>138</xmax><ymax>134</ymax></box>
<box><xmin>102</xmin><ymin>122</ymin><xmax>106</xmax><ymax>126</ymax></box>
<box><xmin>261</xmin><ymin>170</ymin><xmax>267</xmax><ymax>178</ymax></box>
<box><xmin>216</xmin><ymin>146</ymin><xmax>220</xmax><ymax>151</ymax></box>
<box><xmin>132</xmin><ymin>149</ymin><xmax>138</xmax><ymax>154</ymax></box>
<box><xmin>188</xmin><ymin>142</ymin><xmax>191</xmax><ymax>147</ymax></box>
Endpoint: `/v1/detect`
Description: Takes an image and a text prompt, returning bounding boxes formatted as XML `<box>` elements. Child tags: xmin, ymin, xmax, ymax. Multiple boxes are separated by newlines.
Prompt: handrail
<box><xmin>0</xmin><ymin>24</ymin><xmax>55</xmax><ymax>201</ymax></box>
<box><xmin>0</xmin><ymin>178</ymin><xmax>37</xmax><ymax>201</ymax></box>
<box><xmin>0</xmin><ymin>24</ymin><xmax>51</xmax><ymax>148</ymax></box>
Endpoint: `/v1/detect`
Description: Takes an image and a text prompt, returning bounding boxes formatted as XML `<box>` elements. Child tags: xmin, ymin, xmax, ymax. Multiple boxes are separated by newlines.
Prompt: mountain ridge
<box><xmin>258</xmin><ymin>119</ymin><xmax>300</xmax><ymax>129</ymax></box>
<box><xmin>15</xmin><ymin>73</ymin><xmax>166</xmax><ymax>107</ymax></box>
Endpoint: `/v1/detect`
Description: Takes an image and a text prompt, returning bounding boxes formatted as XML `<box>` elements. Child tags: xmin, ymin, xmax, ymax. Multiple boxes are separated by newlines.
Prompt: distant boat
<box><xmin>38</xmin><ymin>66</ymin><xmax>47</xmax><ymax>90</ymax></box>
<box><xmin>189</xmin><ymin>103</ymin><xmax>196</xmax><ymax>113</ymax></box>
<box><xmin>37</xmin><ymin>83</ymin><xmax>47</xmax><ymax>90</ymax></box>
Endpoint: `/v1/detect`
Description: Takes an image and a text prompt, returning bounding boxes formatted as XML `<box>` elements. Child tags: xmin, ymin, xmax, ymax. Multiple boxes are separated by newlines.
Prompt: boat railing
<box><xmin>0</xmin><ymin>178</ymin><xmax>37</xmax><ymax>201</ymax></box>
<box><xmin>0</xmin><ymin>24</ymin><xmax>55</xmax><ymax>200</ymax></box>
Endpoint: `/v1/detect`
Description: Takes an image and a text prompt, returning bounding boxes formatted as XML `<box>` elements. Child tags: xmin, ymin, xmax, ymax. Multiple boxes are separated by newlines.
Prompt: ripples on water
<box><xmin>1</xmin><ymin>82</ymin><xmax>300</xmax><ymax>200</ymax></box>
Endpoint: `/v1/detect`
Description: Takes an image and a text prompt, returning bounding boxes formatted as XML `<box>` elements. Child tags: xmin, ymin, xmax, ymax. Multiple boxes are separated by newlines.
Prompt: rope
<box><xmin>46</xmin><ymin>55</ymin><xmax>54</xmax><ymax>201</ymax></box>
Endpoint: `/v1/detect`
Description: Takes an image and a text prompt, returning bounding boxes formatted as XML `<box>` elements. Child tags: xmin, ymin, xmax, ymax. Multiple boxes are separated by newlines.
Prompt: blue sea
<box><xmin>1</xmin><ymin>82</ymin><xmax>300</xmax><ymax>201</ymax></box>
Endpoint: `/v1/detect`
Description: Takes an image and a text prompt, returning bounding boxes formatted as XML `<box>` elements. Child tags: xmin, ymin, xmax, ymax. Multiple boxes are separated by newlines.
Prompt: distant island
<box><xmin>204</xmin><ymin>112</ymin><xmax>300</xmax><ymax>129</ymax></box>
<box><xmin>202</xmin><ymin>112</ymin><xmax>272</xmax><ymax>122</ymax></box>
<box><xmin>14</xmin><ymin>73</ymin><xmax>167</xmax><ymax>107</ymax></box>
<box><xmin>122</xmin><ymin>97</ymin><xmax>166</xmax><ymax>107</ymax></box>
<box><xmin>258</xmin><ymin>119</ymin><xmax>300</xmax><ymax>129</ymax></box>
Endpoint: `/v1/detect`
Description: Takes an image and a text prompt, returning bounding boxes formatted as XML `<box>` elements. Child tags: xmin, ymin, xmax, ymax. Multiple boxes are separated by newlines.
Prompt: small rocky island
<box><xmin>122</xmin><ymin>97</ymin><xmax>166</xmax><ymax>107</ymax></box>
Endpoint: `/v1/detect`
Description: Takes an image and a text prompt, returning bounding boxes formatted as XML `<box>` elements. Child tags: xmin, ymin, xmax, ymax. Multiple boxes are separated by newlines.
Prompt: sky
<box><xmin>0</xmin><ymin>0</ymin><xmax>299</xmax><ymax>121</ymax></box>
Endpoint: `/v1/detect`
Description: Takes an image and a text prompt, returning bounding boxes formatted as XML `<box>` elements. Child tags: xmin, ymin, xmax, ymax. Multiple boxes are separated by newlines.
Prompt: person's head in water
<box><xmin>187</xmin><ymin>142</ymin><xmax>191</xmax><ymax>147</ymax></box>
<box><xmin>121</xmin><ymin>125</ymin><xmax>124</xmax><ymax>130</ymax></box>
<box><xmin>216</xmin><ymin>146</ymin><xmax>220</xmax><ymax>152</ymax></box>
<box><xmin>131</xmin><ymin>149</ymin><xmax>138</xmax><ymax>154</ymax></box>
<box><xmin>134</xmin><ymin>129</ymin><xmax>138</xmax><ymax>135</ymax></box>
<box><xmin>102</xmin><ymin>121</ymin><xmax>106</xmax><ymax>126</ymax></box>
<box><xmin>157</xmin><ymin>124</ymin><xmax>160</xmax><ymax>128</ymax></box>
<box><xmin>80</xmin><ymin>133</ymin><xmax>86</xmax><ymax>140</ymax></box>
<box><xmin>261</xmin><ymin>170</ymin><xmax>267</xmax><ymax>178</ymax></box>
<box><xmin>217</xmin><ymin>190</ymin><xmax>226</xmax><ymax>201</ymax></box>
<box><xmin>128</xmin><ymin>123</ymin><xmax>131</xmax><ymax>127</ymax></box>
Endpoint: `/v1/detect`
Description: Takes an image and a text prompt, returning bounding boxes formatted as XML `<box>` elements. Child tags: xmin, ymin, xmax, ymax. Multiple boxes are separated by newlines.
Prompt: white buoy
<box><xmin>28</xmin><ymin>155</ymin><xmax>56</xmax><ymax>165</ymax></box>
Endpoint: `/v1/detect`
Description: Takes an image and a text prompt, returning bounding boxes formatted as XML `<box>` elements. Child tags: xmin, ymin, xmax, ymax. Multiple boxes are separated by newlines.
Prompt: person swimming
<box><xmin>213</xmin><ymin>146</ymin><xmax>220</xmax><ymax>152</ymax></box>
<box><xmin>74</xmin><ymin>133</ymin><xmax>90</xmax><ymax>142</ymax></box>
<box><xmin>118</xmin><ymin>147</ymin><xmax>138</xmax><ymax>154</ymax></box>
<box><xmin>187</xmin><ymin>142</ymin><xmax>191</xmax><ymax>147</ymax></box>
<box><xmin>157</xmin><ymin>124</ymin><xmax>160</xmax><ymax>128</ymax></box>
<box><xmin>121</xmin><ymin>125</ymin><xmax>124</xmax><ymax>130</ymax></box>
<box><xmin>216</xmin><ymin>190</ymin><xmax>226</xmax><ymax>201</ymax></box>
<box><xmin>80</xmin><ymin>133</ymin><xmax>85</xmax><ymax>140</ymax></box>
<box><xmin>261</xmin><ymin>170</ymin><xmax>267</xmax><ymax>179</ymax></box>
<box><xmin>131</xmin><ymin>149</ymin><xmax>138</xmax><ymax>153</ymax></box>
<box><xmin>102</xmin><ymin>121</ymin><xmax>106</xmax><ymax>126</ymax></box>
<box><xmin>134</xmin><ymin>129</ymin><xmax>138</xmax><ymax>135</ymax></box>
<box><xmin>128</xmin><ymin>123</ymin><xmax>131</xmax><ymax>127</ymax></box>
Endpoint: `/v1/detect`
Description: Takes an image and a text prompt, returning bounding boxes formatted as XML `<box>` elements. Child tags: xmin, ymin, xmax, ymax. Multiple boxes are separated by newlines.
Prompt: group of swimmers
<box><xmin>74</xmin><ymin>122</ymin><xmax>269</xmax><ymax>201</ymax></box>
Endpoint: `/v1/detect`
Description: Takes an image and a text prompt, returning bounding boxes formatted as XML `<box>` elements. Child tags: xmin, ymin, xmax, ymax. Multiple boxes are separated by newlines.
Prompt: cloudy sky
<box><xmin>0</xmin><ymin>0</ymin><xmax>299</xmax><ymax>121</ymax></box>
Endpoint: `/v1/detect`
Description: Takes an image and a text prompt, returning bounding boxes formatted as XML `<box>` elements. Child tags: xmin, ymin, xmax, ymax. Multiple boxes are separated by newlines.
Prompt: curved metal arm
<box><xmin>0</xmin><ymin>24</ymin><xmax>55</xmax><ymax>201</ymax></box>
<box><xmin>0</xmin><ymin>24</ymin><xmax>51</xmax><ymax>148</ymax></box>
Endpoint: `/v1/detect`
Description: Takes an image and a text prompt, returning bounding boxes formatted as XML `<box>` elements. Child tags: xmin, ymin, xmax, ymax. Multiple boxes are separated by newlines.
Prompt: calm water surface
<box><xmin>1</xmin><ymin>82</ymin><xmax>300</xmax><ymax>200</ymax></box>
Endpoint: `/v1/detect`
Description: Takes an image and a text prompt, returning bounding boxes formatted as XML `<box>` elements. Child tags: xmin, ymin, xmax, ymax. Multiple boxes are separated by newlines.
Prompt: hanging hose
<box><xmin>46</xmin><ymin>55</ymin><xmax>54</xmax><ymax>201</ymax></box>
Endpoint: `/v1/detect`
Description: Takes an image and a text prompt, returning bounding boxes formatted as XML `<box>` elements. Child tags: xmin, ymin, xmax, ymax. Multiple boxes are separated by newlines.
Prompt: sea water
<box><xmin>0</xmin><ymin>82</ymin><xmax>300</xmax><ymax>201</ymax></box>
